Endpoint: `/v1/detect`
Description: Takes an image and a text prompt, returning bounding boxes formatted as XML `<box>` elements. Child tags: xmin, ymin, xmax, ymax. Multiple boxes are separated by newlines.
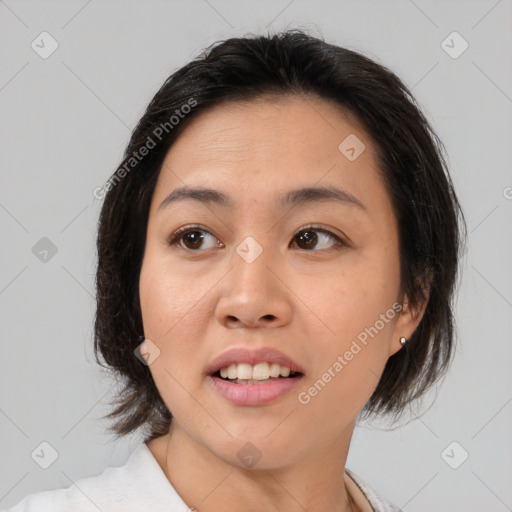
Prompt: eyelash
<box><xmin>167</xmin><ymin>224</ymin><xmax>347</xmax><ymax>252</ymax></box>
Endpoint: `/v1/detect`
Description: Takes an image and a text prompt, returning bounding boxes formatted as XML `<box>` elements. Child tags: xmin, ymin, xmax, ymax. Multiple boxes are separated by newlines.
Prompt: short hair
<box><xmin>93</xmin><ymin>29</ymin><xmax>465</xmax><ymax>440</ymax></box>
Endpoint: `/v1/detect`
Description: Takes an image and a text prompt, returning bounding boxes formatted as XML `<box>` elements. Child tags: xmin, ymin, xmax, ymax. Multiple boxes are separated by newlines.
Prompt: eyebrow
<box><xmin>157</xmin><ymin>185</ymin><xmax>366</xmax><ymax>213</ymax></box>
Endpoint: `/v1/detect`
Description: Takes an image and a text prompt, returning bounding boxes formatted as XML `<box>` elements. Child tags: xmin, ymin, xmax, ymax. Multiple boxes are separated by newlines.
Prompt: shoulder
<box><xmin>345</xmin><ymin>468</ymin><xmax>403</xmax><ymax>512</ymax></box>
<box><xmin>3</xmin><ymin>443</ymin><xmax>189</xmax><ymax>512</ymax></box>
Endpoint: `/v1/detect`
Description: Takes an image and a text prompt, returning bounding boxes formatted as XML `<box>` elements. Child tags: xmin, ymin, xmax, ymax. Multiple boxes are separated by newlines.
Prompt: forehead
<box><xmin>152</xmin><ymin>95</ymin><xmax>385</xmax><ymax>213</ymax></box>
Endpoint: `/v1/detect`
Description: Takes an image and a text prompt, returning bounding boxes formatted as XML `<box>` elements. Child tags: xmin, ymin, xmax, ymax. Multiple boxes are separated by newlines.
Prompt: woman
<box><xmin>7</xmin><ymin>30</ymin><xmax>464</xmax><ymax>512</ymax></box>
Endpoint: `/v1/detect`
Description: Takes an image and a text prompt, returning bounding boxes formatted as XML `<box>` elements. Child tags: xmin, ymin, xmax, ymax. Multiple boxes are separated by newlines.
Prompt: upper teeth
<box><xmin>219</xmin><ymin>363</ymin><xmax>293</xmax><ymax>380</ymax></box>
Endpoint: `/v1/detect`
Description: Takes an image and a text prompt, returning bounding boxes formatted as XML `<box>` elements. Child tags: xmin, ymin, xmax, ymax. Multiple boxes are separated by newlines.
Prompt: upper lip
<box><xmin>206</xmin><ymin>347</ymin><xmax>305</xmax><ymax>376</ymax></box>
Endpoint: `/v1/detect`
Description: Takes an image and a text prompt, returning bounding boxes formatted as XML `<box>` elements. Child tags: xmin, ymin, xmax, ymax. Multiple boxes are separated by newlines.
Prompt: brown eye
<box><xmin>181</xmin><ymin>230</ymin><xmax>205</xmax><ymax>250</ymax></box>
<box><xmin>295</xmin><ymin>229</ymin><xmax>318</xmax><ymax>250</ymax></box>
<box><xmin>168</xmin><ymin>226</ymin><xmax>223</xmax><ymax>251</ymax></box>
<box><xmin>291</xmin><ymin>227</ymin><xmax>344</xmax><ymax>251</ymax></box>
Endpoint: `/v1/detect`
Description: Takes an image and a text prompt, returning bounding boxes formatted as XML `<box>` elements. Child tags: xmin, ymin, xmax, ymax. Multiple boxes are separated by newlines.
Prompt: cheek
<box><xmin>139</xmin><ymin>255</ymin><xmax>212</xmax><ymax>342</ymax></box>
<box><xmin>295</xmin><ymin>295</ymin><xmax>397</xmax><ymax>432</ymax></box>
<box><xmin>293</xmin><ymin>255</ymin><xmax>400</xmax><ymax>412</ymax></box>
<box><xmin>138</xmin><ymin>257</ymin><xmax>212</xmax><ymax>415</ymax></box>
<box><xmin>303</xmin><ymin>254</ymin><xmax>400</xmax><ymax>343</ymax></box>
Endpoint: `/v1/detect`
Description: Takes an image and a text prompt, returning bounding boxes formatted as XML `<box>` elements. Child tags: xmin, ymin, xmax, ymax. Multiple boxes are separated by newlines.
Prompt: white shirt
<box><xmin>3</xmin><ymin>443</ymin><xmax>401</xmax><ymax>512</ymax></box>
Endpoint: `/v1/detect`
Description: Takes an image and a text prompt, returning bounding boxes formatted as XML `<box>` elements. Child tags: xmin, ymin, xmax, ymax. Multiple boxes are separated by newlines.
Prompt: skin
<box><xmin>138</xmin><ymin>94</ymin><xmax>427</xmax><ymax>512</ymax></box>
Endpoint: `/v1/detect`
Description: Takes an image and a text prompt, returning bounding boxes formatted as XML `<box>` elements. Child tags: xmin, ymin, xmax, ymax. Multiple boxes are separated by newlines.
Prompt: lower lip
<box><xmin>207</xmin><ymin>375</ymin><xmax>303</xmax><ymax>406</ymax></box>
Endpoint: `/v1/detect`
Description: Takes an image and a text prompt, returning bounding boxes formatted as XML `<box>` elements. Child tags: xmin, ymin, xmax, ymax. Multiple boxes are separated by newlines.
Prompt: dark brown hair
<box><xmin>94</xmin><ymin>29</ymin><xmax>465</xmax><ymax>441</ymax></box>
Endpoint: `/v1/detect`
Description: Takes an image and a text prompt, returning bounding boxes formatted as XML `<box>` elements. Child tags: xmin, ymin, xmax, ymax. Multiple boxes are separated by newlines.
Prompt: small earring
<box><xmin>399</xmin><ymin>336</ymin><xmax>407</xmax><ymax>346</ymax></box>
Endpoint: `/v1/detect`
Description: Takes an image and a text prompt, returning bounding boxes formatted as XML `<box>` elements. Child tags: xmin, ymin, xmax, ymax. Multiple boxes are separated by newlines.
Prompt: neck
<box><xmin>147</xmin><ymin>422</ymin><xmax>359</xmax><ymax>512</ymax></box>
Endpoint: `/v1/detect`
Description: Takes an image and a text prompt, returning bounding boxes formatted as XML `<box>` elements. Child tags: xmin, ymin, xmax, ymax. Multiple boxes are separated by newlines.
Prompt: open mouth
<box><xmin>206</xmin><ymin>350</ymin><xmax>306</xmax><ymax>404</ymax></box>
<box><xmin>212</xmin><ymin>369</ymin><xmax>304</xmax><ymax>385</ymax></box>
<box><xmin>208</xmin><ymin>361</ymin><xmax>305</xmax><ymax>405</ymax></box>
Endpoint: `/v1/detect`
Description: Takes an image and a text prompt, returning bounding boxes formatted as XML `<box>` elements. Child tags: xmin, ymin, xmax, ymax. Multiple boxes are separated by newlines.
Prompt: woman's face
<box><xmin>139</xmin><ymin>95</ymin><xmax>421</xmax><ymax>469</ymax></box>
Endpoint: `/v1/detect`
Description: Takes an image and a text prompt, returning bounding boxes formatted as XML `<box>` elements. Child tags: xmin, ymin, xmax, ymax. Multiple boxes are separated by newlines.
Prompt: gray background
<box><xmin>1</xmin><ymin>1</ymin><xmax>511</xmax><ymax>510</ymax></box>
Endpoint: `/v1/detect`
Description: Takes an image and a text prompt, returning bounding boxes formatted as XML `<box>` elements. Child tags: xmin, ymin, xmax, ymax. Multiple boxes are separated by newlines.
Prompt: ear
<box><xmin>389</xmin><ymin>276</ymin><xmax>431</xmax><ymax>357</ymax></box>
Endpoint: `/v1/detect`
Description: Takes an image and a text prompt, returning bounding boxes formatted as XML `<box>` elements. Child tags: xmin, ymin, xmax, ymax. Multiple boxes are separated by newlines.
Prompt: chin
<box><xmin>207</xmin><ymin>426</ymin><xmax>302</xmax><ymax>470</ymax></box>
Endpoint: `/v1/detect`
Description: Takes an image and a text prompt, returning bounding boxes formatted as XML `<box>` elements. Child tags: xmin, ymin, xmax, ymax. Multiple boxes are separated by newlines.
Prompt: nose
<box><xmin>214</xmin><ymin>246</ymin><xmax>293</xmax><ymax>329</ymax></box>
